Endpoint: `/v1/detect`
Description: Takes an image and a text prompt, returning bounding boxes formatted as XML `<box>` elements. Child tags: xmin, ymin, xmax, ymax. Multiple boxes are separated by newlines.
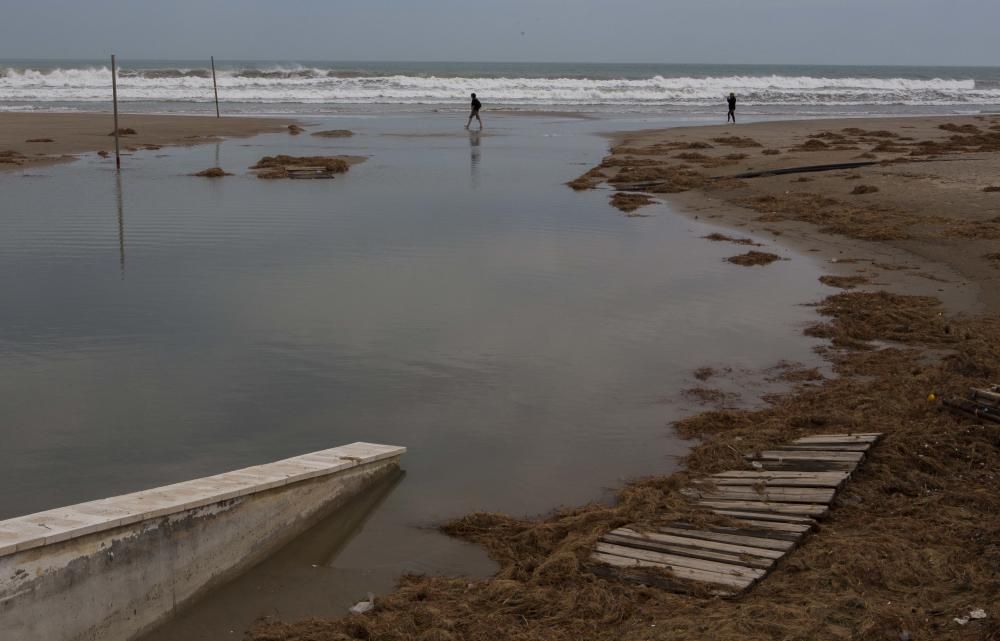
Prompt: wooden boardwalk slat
<box><xmin>780</xmin><ymin>443</ymin><xmax>872</xmax><ymax>452</ymax></box>
<box><xmin>709</xmin><ymin>509</ymin><xmax>818</xmax><ymax>525</ymax></box>
<box><xmin>689</xmin><ymin>486</ymin><xmax>836</xmax><ymax>504</ymax></box>
<box><xmin>588</xmin><ymin>433</ymin><xmax>881</xmax><ymax>595</ymax></box>
<box><xmin>602</xmin><ymin>533</ymin><xmax>776</xmax><ymax>569</ymax></box>
<box><xmin>655</xmin><ymin>526</ymin><xmax>795</xmax><ymax>552</ymax></box>
<box><xmin>792</xmin><ymin>434</ymin><xmax>881</xmax><ymax>444</ymax></box>
<box><xmin>595</xmin><ymin>542</ymin><xmax>765</xmax><ymax>580</ymax></box>
<box><xmin>591</xmin><ymin>551</ymin><xmax>754</xmax><ymax>591</ymax></box>
<box><xmin>750</xmin><ymin>450</ymin><xmax>865</xmax><ymax>463</ymax></box>
<box><xmin>612</xmin><ymin>528</ymin><xmax>784</xmax><ymax>560</ymax></box>
<box><xmin>698</xmin><ymin>500</ymin><xmax>829</xmax><ymax>518</ymax></box>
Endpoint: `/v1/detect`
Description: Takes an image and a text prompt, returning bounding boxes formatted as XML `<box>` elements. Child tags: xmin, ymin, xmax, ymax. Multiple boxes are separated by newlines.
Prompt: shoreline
<box><xmin>0</xmin><ymin>112</ymin><xmax>294</xmax><ymax>170</ymax></box>
<box><xmin>249</xmin><ymin>114</ymin><xmax>1000</xmax><ymax>639</ymax></box>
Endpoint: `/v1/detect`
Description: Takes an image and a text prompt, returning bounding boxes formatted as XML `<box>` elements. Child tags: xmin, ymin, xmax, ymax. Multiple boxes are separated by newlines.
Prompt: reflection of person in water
<box><xmin>727</xmin><ymin>92</ymin><xmax>737</xmax><ymax>123</ymax></box>
<box><xmin>469</xmin><ymin>130</ymin><xmax>481</xmax><ymax>186</ymax></box>
<box><xmin>465</xmin><ymin>93</ymin><xmax>483</xmax><ymax>130</ymax></box>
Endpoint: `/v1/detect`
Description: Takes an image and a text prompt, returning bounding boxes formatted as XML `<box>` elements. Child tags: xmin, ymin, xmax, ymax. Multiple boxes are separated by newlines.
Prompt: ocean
<box><xmin>2</xmin><ymin>59</ymin><xmax>1000</xmax><ymax>117</ymax></box>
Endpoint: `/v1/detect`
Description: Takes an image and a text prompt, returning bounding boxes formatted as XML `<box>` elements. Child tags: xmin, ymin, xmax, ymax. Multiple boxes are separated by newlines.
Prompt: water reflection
<box><xmin>469</xmin><ymin>131</ymin><xmax>481</xmax><ymax>187</ymax></box>
<box><xmin>115</xmin><ymin>171</ymin><xmax>126</xmax><ymax>278</ymax></box>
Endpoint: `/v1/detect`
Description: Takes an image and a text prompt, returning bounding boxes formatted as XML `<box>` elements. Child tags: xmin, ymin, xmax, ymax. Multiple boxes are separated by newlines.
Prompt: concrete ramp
<box><xmin>0</xmin><ymin>442</ymin><xmax>405</xmax><ymax>641</ymax></box>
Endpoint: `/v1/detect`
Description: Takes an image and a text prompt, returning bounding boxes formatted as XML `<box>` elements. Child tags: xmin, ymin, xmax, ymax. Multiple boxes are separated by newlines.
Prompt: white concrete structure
<box><xmin>0</xmin><ymin>442</ymin><xmax>405</xmax><ymax>641</ymax></box>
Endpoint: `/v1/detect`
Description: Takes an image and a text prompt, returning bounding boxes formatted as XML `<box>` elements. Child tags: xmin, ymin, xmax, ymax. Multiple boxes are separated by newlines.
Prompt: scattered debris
<box><xmin>25</xmin><ymin>138</ymin><xmax>53</xmax><ymax>143</ymax></box>
<box><xmin>610</xmin><ymin>192</ymin><xmax>655</xmax><ymax>213</ymax></box>
<box><xmin>693</xmin><ymin>367</ymin><xmax>716</xmax><ymax>381</ymax></box>
<box><xmin>942</xmin><ymin>386</ymin><xmax>1000</xmax><ymax>423</ymax></box>
<box><xmin>711</xmin><ymin>136</ymin><xmax>763</xmax><ymax>148</ymax></box>
<box><xmin>851</xmin><ymin>185</ymin><xmax>879</xmax><ymax>195</ymax></box>
<box><xmin>251</xmin><ymin>155</ymin><xmax>351</xmax><ymax>179</ymax></box>
<box><xmin>984</xmin><ymin>186</ymin><xmax>1000</xmax><ymax>192</ymax></box>
<box><xmin>702</xmin><ymin>232</ymin><xmax>760</xmax><ymax>246</ymax></box>
<box><xmin>761</xmin><ymin>149</ymin><xmax>781</xmax><ymax>155</ymax></box>
<box><xmin>726</xmin><ymin>251</ymin><xmax>782</xmax><ymax>266</ymax></box>
<box><xmin>349</xmin><ymin>593</ymin><xmax>375</xmax><ymax>615</ymax></box>
<box><xmin>97</xmin><ymin>150</ymin><xmax>110</xmax><ymax>158</ymax></box>
<box><xmin>819</xmin><ymin>275</ymin><xmax>869</xmax><ymax>289</ymax></box>
<box><xmin>312</xmin><ymin>129</ymin><xmax>354</xmax><ymax>138</ymax></box>
<box><xmin>108</xmin><ymin>128</ymin><xmax>137</xmax><ymax>136</ymax></box>
<box><xmin>192</xmin><ymin>167</ymin><xmax>232</xmax><ymax>178</ymax></box>
<box><xmin>287</xmin><ymin>124</ymin><xmax>305</xmax><ymax>135</ymax></box>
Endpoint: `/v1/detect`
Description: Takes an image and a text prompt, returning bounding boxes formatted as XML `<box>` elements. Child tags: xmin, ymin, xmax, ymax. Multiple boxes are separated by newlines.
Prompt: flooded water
<box><xmin>0</xmin><ymin>113</ymin><xmax>828</xmax><ymax>637</ymax></box>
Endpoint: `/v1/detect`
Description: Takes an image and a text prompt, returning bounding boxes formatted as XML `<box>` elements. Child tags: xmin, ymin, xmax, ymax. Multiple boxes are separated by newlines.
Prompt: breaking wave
<box><xmin>1</xmin><ymin>66</ymin><xmax>998</xmax><ymax>107</ymax></box>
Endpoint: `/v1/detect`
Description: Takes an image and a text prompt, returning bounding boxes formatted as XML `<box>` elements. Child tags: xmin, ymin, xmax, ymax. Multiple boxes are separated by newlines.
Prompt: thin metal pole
<box><xmin>211</xmin><ymin>56</ymin><xmax>220</xmax><ymax>118</ymax></box>
<box><xmin>111</xmin><ymin>54</ymin><xmax>121</xmax><ymax>171</ymax></box>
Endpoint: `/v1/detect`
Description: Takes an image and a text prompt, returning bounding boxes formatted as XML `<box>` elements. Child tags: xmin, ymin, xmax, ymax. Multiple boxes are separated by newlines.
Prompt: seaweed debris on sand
<box><xmin>726</xmin><ymin>250</ymin><xmax>782</xmax><ymax>266</ymax></box>
<box><xmin>250</xmin><ymin>155</ymin><xmax>353</xmax><ymax>179</ymax></box>
<box><xmin>610</xmin><ymin>192</ymin><xmax>655</xmax><ymax>213</ymax></box>
<box><xmin>312</xmin><ymin>130</ymin><xmax>354</xmax><ymax>138</ymax></box>
<box><xmin>192</xmin><ymin>167</ymin><xmax>232</xmax><ymax>178</ymax></box>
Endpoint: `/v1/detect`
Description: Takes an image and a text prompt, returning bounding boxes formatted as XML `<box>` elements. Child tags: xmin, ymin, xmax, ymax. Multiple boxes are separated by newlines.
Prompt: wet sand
<box><xmin>590</xmin><ymin>114</ymin><xmax>1000</xmax><ymax>315</ymax></box>
<box><xmin>0</xmin><ymin>112</ymin><xmax>291</xmax><ymax>168</ymax></box>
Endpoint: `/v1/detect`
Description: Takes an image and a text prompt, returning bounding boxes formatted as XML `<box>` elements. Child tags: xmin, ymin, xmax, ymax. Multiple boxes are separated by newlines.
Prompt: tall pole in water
<box><xmin>211</xmin><ymin>56</ymin><xmax>220</xmax><ymax>118</ymax></box>
<box><xmin>111</xmin><ymin>54</ymin><xmax>121</xmax><ymax>171</ymax></box>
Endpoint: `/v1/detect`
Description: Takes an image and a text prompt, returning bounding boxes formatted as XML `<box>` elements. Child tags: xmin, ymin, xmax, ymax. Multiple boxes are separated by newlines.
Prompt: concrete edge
<box><xmin>0</xmin><ymin>442</ymin><xmax>406</xmax><ymax>557</ymax></box>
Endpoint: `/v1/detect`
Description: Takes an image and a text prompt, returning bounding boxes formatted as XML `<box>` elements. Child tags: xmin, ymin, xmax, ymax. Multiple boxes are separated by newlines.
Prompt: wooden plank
<box><xmin>656</xmin><ymin>526</ymin><xmax>794</xmax><ymax>552</ymax></box>
<box><xmin>710</xmin><ymin>509</ymin><xmax>818</xmax><ymax>525</ymax></box>
<box><xmin>750</xmin><ymin>459</ymin><xmax>857</xmax><ymax>472</ymax></box>
<box><xmin>792</xmin><ymin>433</ymin><xmax>881</xmax><ymax>444</ymax></box>
<box><xmin>590</xmin><ymin>552</ymin><xmax>753</xmax><ymax>591</ymax></box>
<box><xmin>602</xmin><ymin>534</ymin><xmax>775</xmax><ymax>570</ymax></box>
<box><xmin>612</xmin><ymin>528</ymin><xmax>784</xmax><ymax>561</ymax></box>
<box><xmin>698</xmin><ymin>500</ymin><xmax>828</xmax><ymax>518</ymax></box>
<box><xmin>712</xmin><ymin>470</ymin><xmax>849</xmax><ymax>480</ymax></box>
<box><xmin>690</xmin><ymin>486</ymin><xmax>835</xmax><ymax>504</ymax></box>
<box><xmin>715</xmin><ymin>519</ymin><xmax>812</xmax><ymax>538</ymax></box>
<box><xmin>780</xmin><ymin>443</ymin><xmax>871</xmax><ymax>452</ymax></box>
<box><xmin>705</xmin><ymin>475</ymin><xmax>847</xmax><ymax>488</ymax></box>
<box><xmin>596</xmin><ymin>542</ymin><xmax>764</xmax><ymax>580</ymax></box>
<box><xmin>750</xmin><ymin>450</ymin><xmax>864</xmax><ymax>462</ymax></box>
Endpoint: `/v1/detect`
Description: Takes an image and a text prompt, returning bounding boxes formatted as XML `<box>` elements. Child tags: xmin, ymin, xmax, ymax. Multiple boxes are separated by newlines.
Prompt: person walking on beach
<box><xmin>466</xmin><ymin>93</ymin><xmax>483</xmax><ymax>130</ymax></box>
<box><xmin>726</xmin><ymin>92</ymin><xmax>737</xmax><ymax>123</ymax></box>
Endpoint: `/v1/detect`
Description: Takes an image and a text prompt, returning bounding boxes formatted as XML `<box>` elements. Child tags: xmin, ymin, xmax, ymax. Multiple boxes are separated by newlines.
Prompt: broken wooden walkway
<box><xmin>588</xmin><ymin>433</ymin><xmax>882</xmax><ymax>596</ymax></box>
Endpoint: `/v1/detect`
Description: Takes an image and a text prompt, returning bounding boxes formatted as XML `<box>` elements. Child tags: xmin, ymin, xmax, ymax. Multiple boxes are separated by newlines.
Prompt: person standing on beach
<box><xmin>727</xmin><ymin>92</ymin><xmax>737</xmax><ymax>123</ymax></box>
<box><xmin>465</xmin><ymin>93</ymin><xmax>483</xmax><ymax>130</ymax></box>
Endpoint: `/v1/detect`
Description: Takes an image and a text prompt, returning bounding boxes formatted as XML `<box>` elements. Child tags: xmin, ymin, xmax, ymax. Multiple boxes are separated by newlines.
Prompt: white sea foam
<box><xmin>1</xmin><ymin>66</ymin><xmax>997</xmax><ymax>107</ymax></box>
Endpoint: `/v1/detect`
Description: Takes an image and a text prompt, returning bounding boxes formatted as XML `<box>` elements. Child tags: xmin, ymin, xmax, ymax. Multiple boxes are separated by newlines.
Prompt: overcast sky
<box><xmin>2</xmin><ymin>0</ymin><xmax>998</xmax><ymax>66</ymax></box>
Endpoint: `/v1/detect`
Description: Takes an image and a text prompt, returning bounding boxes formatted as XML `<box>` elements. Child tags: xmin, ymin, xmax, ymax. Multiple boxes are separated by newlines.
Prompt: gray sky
<box><xmin>2</xmin><ymin>0</ymin><xmax>998</xmax><ymax>66</ymax></box>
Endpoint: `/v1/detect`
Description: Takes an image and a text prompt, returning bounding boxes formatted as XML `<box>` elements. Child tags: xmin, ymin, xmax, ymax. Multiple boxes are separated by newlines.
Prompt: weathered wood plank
<box><xmin>612</xmin><ymin>528</ymin><xmax>784</xmax><ymax>560</ymax></box>
<box><xmin>780</xmin><ymin>443</ymin><xmax>872</xmax><ymax>452</ymax></box>
<box><xmin>705</xmin><ymin>475</ymin><xmax>847</xmax><ymax>488</ymax></box>
<box><xmin>602</xmin><ymin>533</ymin><xmax>775</xmax><ymax>569</ymax></box>
<box><xmin>792</xmin><ymin>434</ymin><xmax>881</xmax><ymax>444</ymax></box>
<box><xmin>590</xmin><ymin>552</ymin><xmax>752</xmax><ymax>591</ymax></box>
<box><xmin>656</xmin><ymin>526</ymin><xmax>795</xmax><ymax>552</ymax></box>
<box><xmin>749</xmin><ymin>459</ymin><xmax>857</xmax><ymax>472</ymax></box>
<box><xmin>712</xmin><ymin>470</ymin><xmax>849</xmax><ymax>480</ymax></box>
<box><xmin>698</xmin><ymin>500</ymin><xmax>828</xmax><ymax>518</ymax></box>
<box><xmin>689</xmin><ymin>486</ymin><xmax>836</xmax><ymax>504</ymax></box>
<box><xmin>750</xmin><ymin>450</ymin><xmax>865</xmax><ymax>462</ymax></box>
<box><xmin>710</xmin><ymin>509</ymin><xmax>818</xmax><ymax>526</ymax></box>
<box><xmin>596</xmin><ymin>542</ymin><xmax>765</xmax><ymax>580</ymax></box>
<box><xmin>665</xmin><ymin>520</ymin><xmax>811</xmax><ymax>541</ymax></box>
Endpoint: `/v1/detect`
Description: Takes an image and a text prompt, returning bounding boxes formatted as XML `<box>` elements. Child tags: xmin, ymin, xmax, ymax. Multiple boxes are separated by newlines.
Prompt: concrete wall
<box><xmin>0</xmin><ymin>442</ymin><xmax>405</xmax><ymax>641</ymax></box>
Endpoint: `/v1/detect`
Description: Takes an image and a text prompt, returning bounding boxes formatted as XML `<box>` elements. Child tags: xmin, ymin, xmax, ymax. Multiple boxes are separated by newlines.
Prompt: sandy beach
<box><xmin>248</xmin><ymin>115</ymin><xmax>1000</xmax><ymax>640</ymax></box>
<box><xmin>0</xmin><ymin>112</ymin><xmax>290</xmax><ymax>169</ymax></box>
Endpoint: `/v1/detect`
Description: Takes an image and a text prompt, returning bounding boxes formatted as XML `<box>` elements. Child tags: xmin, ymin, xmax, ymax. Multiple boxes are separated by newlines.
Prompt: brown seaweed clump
<box><xmin>711</xmin><ymin>135</ymin><xmax>762</xmax><ymax>148</ymax></box>
<box><xmin>287</xmin><ymin>124</ymin><xmax>305</xmax><ymax>135</ymax></box>
<box><xmin>795</xmin><ymin>138</ymin><xmax>830</xmax><ymax>151</ymax></box>
<box><xmin>761</xmin><ymin>148</ymin><xmax>781</xmax><ymax>155</ymax></box>
<box><xmin>726</xmin><ymin>250</ymin><xmax>781</xmax><ymax>266</ymax></box>
<box><xmin>108</xmin><ymin>128</ymin><xmax>136</xmax><ymax>136</ymax></box>
<box><xmin>25</xmin><ymin>138</ymin><xmax>53</xmax><ymax>143</ymax></box>
<box><xmin>938</xmin><ymin>123</ymin><xmax>981</xmax><ymax>134</ymax></box>
<box><xmin>312</xmin><ymin>129</ymin><xmax>354</xmax><ymax>137</ymax></box>
<box><xmin>984</xmin><ymin>186</ymin><xmax>1000</xmax><ymax>193</ymax></box>
<box><xmin>192</xmin><ymin>167</ymin><xmax>232</xmax><ymax>178</ymax></box>
<box><xmin>702</xmin><ymin>232</ymin><xmax>759</xmax><ymax>246</ymax></box>
<box><xmin>566</xmin><ymin>167</ymin><xmax>607</xmax><ymax>191</ymax></box>
<box><xmin>0</xmin><ymin>150</ymin><xmax>26</xmax><ymax>164</ymax></box>
<box><xmin>819</xmin><ymin>274</ymin><xmax>869</xmax><ymax>289</ymax></box>
<box><xmin>251</xmin><ymin>155</ymin><xmax>351</xmax><ymax>179</ymax></box>
<box><xmin>851</xmin><ymin>184</ymin><xmax>879</xmax><ymax>195</ymax></box>
<box><xmin>610</xmin><ymin>192</ymin><xmax>655</xmax><ymax>214</ymax></box>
